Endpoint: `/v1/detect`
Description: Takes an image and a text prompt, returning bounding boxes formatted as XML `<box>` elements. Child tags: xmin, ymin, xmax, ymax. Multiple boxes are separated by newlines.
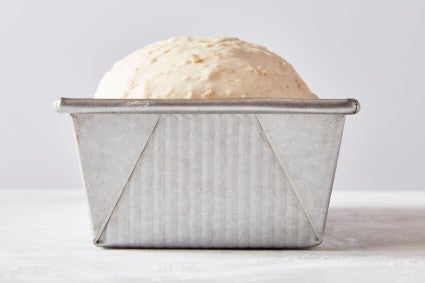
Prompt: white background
<box><xmin>0</xmin><ymin>0</ymin><xmax>424</xmax><ymax>190</ymax></box>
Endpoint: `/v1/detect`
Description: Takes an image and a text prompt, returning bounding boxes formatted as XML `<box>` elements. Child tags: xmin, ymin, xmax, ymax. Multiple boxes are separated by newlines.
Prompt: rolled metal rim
<box><xmin>54</xmin><ymin>97</ymin><xmax>360</xmax><ymax>115</ymax></box>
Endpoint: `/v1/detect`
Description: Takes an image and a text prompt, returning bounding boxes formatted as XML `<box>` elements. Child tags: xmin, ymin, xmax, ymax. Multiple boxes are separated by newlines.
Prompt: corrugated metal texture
<box><xmin>97</xmin><ymin>114</ymin><xmax>321</xmax><ymax>248</ymax></box>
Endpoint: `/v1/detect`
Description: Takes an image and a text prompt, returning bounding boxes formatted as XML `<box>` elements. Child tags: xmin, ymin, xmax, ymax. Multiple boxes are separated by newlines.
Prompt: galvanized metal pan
<box><xmin>56</xmin><ymin>97</ymin><xmax>359</xmax><ymax>248</ymax></box>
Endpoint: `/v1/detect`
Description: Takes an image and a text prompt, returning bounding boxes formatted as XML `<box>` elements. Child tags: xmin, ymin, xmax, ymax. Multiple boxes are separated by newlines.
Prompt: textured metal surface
<box><xmin>55</xmin><ymin>98</ymin><xmax>360</xmax><ymax>115</ymax></box>
<box><xmin>59</xmin><ymin>98</ymin><xmax>357</xmax><ymax>248</ymax></box>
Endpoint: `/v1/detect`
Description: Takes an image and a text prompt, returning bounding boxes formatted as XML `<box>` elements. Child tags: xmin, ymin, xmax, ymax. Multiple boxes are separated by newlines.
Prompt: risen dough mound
<box><xmin>94</xmin><ymin>36</ymin><xmax>316</xmax><ymax>99</ymax></box>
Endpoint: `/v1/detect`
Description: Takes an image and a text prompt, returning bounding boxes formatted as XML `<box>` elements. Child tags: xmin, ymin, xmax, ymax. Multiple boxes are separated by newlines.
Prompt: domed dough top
<box><xmin>94</xmin><ymin>37</ymin><xmax>317</xmax><ymax>99</ymax></box>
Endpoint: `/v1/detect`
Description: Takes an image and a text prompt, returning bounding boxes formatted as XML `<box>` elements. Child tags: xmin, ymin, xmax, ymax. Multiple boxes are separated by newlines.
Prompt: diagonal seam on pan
<box><xmin>255</xmin><ymin>114</ymin><xmax>320</xmax><ymax>240</ymax></box>
<box><xmin>93</xmin><ymin>114</ymin><xmax>162</xmax><ymax>245</ymax></box>
<box><xmin>318</xmin><ymin>117</ymin><xmax>346</xmax><ymax>235</ymax></box>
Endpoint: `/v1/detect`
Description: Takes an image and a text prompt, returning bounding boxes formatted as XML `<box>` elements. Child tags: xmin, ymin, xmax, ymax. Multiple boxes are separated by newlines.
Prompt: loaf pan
<box><xmin>55</xmin><ymin>98</ymin><xmax>359</xmax><ymax>248</ymax></box>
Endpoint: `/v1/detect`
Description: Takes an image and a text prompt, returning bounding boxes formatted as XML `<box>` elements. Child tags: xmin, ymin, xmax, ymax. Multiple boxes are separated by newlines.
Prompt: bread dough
<box><xmin>94</xmin><ymin>36</ymin><xmax>316</xmax><ymax>99</ymax></box>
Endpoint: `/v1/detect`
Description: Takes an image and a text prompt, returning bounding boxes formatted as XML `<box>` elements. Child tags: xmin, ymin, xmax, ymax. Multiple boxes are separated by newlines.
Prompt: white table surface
<box><xmin>1</xmin><ymin>188</ymin><xmax>424</xmax><ymax>283</ymax></box>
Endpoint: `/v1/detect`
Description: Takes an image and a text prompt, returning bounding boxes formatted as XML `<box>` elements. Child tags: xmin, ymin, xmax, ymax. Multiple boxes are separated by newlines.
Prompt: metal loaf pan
<box><xmin>55</xmin><ymin>98</ymin><xmax>360</xmax><ymax>248</ymax></box>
